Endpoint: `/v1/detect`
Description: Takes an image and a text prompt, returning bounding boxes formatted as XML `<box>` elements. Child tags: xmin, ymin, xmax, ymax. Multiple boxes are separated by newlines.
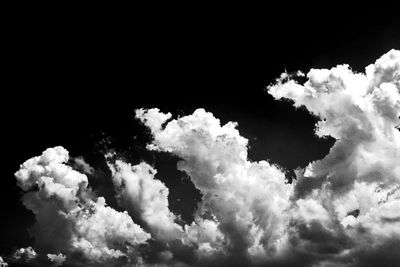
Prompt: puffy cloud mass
<box><xmin>12</xmin><ymin>246</ymin><xmax>37</xmax><ymax>262</ymax></box>
<box><xmin>267</xmin><ymin>49</ymin><xmax>400</xmax><ymax>266</ymax></box>
<box><xmin>108</xmin><ymin>160</ymin><xmax>183</xmax><ymax>241</ymax></box>
<box><xmin>136</xmin><ymin>108</ymin><xmax>294</xmax><ymax>265</ymax></box>
<box><xmin>0</xmin><ymin>256</ymin><xmax>8</xmax><ymax>267</ymax></box>
<box><xmin>14</xmin><ymin>146</ymin><xmax>151</xmax><ymax>266</ymax></box>
<box><xmin>10</xmin><ymin>49</ymin><xmax>400</xmax><ymax>266</ymax></box>
<box><xmin>47</xmin><ymin>253</ymin><xmax>66</xmax><ymax>266</ymax></box>
<box><xmin>72</xmin><ymin>157</ymin><xmax>95</xmax><ymax>175</ymax></box>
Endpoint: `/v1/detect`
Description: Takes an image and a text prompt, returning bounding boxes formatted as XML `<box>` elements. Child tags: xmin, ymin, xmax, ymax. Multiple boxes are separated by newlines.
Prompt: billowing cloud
<box><xmin>14</xmin><ymin>146</ymin><xmax>151</xmax><ymax>266</ymax></box>
<box><xmin>136</xmin><ymin>108</ymin><xmax>294</xmax><ymax>265</ymax></box>
<box><xmin>108</xmin><ymin>160</ymin><xmax>183</xmax><ymax>241</ymax></box>
<box><xmin>0</xmin><ymin>257</ymin><xmax>8</xmax><ymax>267</ymax></box>
<box><xmin>10</xmin><ymin>49</ymin><xmax>399</xmax><ymax>266</ymax></box>
<box><xmin>12</xmin><ymin>246</ymin><xmax>37</xmax><ymax>262</ymax></box>
<box><xmin>47</xmin><ymin>253</ymin><xmax>66</xmax><ymax>266</ymax></box>
<box><xmin>269</xmin><ymin>49</ymin><xmax>400</xmax><ymax>196</ymax></box>
<box><xmin>267</xmin><ymin>49</ymin><xmax>400</xmax><ymax>266</ymax></box>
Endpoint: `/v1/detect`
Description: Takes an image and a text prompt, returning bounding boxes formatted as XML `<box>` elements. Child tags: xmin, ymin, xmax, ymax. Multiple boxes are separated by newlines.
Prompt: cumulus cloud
<box><xmin>268</xmin><ymin>49</ymin><xmax>400</xmax><ymax>266</ymax></box>
<box><xmin>11</xmin><ymin>49</ymin><xmax>399</xmax><ymax>266</ymax></box>
<box><xmin>71</xmin><ymin>156</ymin><xmax>95</xmax><ymax>175</ymax></box>
<box><xmin>136</xmin><ymin>108</ymin><xmax>294</xmax><ymax>265</ymax></box>
<box><xmin>47</xmin><ymin>253</ymin><xmax>66</xmax><ymax>266</ymax></box>
<box><xmin>108</xmin><ymin>160</ymin><xmax>183</xmax><ymax>241</ymax></box>
<box><xmin>0</xmin><ymin>257</ymin><xmax>8</xmax><ymax>267</ymax></box>
<box><xmin>12</xmin><ymin>246</ymin><xmax>37</xmax><ymax>262</ymax></box>
<box><xmin>14</xmin><ymin>146</ymin><xmax>151</xmax><ymax>266</ymax></box>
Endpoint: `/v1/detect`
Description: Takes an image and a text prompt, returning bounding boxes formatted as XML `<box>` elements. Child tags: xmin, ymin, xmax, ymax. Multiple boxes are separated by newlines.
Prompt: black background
<box><xmin>1</xmin><ymin>4</ymin><xmax>399</xmax><ymax>262</ymax></box>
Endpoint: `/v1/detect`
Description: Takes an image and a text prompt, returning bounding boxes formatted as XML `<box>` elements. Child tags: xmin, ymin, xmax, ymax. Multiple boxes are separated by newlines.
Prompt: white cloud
<box><xmin>108</xmin><ymin>160</ymin><xmax>182</xmax><ymax>241</ymax></box>
<box><xmin>12</xmin><ymin>246</ymin><xmax>37</xmax><ymax>261</ymax></box>
<box><xmin>268</xmin><ymin>50</ymin><xmax>400</xmax><ymax>196</ymax></box>
<box><xmin>135</xmin><ymin>108</ymin><xmax>172</xmax><ymax>133</ymax></box>
<box><xmin>47</xmin><ymin>253</ymin><xmax>66</xmax><ymax>266</ymax></box>
<box><xmin>295</xmin><ymin>198</ymin><xmax>330</xmax><ymax>224</ymax></box>
<box><xmin>12</xmin><ymin>49</ymin><xmax>400</xmax><ymax>266</ymax></box>
<box><xmin>0</xmin><ymin>257</ymin><xmax>8</xmax><ymax>267</ymax></box>
<box><xmin>14</xmin><ymin>146</ymin><xmax>151</xmax><ymax>266</ymax></box>
<box><xmin>268</xmin><ymin>49</ymin><xmax>400</xmax><ymax>266</ymax></box>
<box><xmin>72</xmin><ymin>156</ymin><xmax>95</xmax><ymax>175</ymax></box>
<box><xmin>136</xmin><ymin>108</ymin><xmax>294</xmax><ymax>261</ymax></box>
<box><xmin>68</xmin><ymin>197</ymin><xmax>151</xmax><ymax>263</ymax></box>
<box><xmin>183</xmin><ymin>217</ymin><xmax>225</xmax><ymax>256</ymax></box>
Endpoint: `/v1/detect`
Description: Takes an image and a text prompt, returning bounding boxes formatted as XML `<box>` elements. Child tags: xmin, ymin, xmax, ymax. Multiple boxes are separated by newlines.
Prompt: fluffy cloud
<box><xmin>14</xmin><ymin>146</ymin><xmax>151</xmax><ymax>266</ymax></box>
<box><xmin>134</xmin><ymin>49</ymin><xmax>399</xmax><ymax>266</ymax></box>
<box><xmin>0</xmin><ymin>257</ymin><xmax>8</xmax><ymax>267</ymax></box>
<box><xmin>72</xmin><ymin>156</ymin><xmax>95</xmax><ymax>175</ymax></box>
<box><xmin>270</xmin><ymin>50</ymin><xmax>400</xmax><ymax>194</ymax></box>
<box><xmin>136</xmin><ymin>108</ymin><xmax>294</xmax><ymax>264</ymax></box>
<box><xmin>11</xmin><ymin>49</ymin><xmax>399</xmax><ymax>266</ymax></box>
<box><xmin>268</xmin><ymin>49</ymin><xmax>400</xmax><ymax>266</ymax></box>
<box><xmin>108</xmin><ymin>160</ymin><xmax>183</xmax><ymax>241</ymax></box>
<box><xmin>12</xmin><ymin>246</ymin><xmax>37</xmax><ymax>262</ymax></box>
<box><xmin>47</xmin><ymin>253</ymin><xmax>66</xmax><ymax>266</ymax></box>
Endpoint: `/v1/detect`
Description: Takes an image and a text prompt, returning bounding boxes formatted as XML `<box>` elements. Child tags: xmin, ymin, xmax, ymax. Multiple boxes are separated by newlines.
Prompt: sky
<box><xmin>1</xmin><ymin>6</ymin><xmax>400</xmax><ymax>267</ymax></box>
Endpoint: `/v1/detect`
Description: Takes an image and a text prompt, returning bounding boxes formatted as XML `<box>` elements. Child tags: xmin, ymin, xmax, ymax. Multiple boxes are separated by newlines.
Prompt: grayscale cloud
<box><xmin>4</xmin><ymin>49</ymin><xmax>399</xmax><ymax>266</ymax></box>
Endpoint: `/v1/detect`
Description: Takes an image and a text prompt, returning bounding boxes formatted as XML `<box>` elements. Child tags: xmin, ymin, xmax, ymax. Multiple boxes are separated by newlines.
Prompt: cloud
<box><xmin>267</xmin><ymin>49</ymin><xmax>400</xmax><ymax>266</ymax></box>
<box><xmin>14</xmin><ymin>146</ymin><xmax>151</xmax><ymax>266</ymax></box>
<box><xmin>268</xmin><ymin>49</ymin><xmax>400</xmax><ymax>195</ymax></box>
<box><xmin>108</xmin><ymin>159</ymin><xmax>183</xmax><ymax>241</ymax></box>
<box><xmin>0</xmin><ymin>257</ymin><xmax>8</xmax><ymax>267</ymax></box>
<box><xmin>134</xmin><ymin>49</ymin><xmax>399</xmax><ymax>266</ymax></box>
<box><xmin>11</xmin><ymin>49</ymin><xmax>399</xmax><ymax>266</ymax></box>
<box><xmin>136</xmin><ymin>108</ymin><xmax>294</xmax><ymax>264</ymax></box>
<box><xmin>12</xmin><ymin>246</ymin><xmax>37</xmax><ymax>262</ymax></box>
<box><xmin>71</xmin><ymin>156</ymin><xmax>95</xmax><ymax>175</ymax></box>
<box><xmin>47</xmin><ymin>253</ymin><xmax>66</xmax><ymax>266</ymax></box>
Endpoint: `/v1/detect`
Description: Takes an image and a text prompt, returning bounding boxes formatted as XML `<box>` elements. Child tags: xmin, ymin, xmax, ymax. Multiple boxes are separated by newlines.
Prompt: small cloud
<box><xmin>12</xmin><ymin>246</ymin><xmax>37</xmax><ymax>262</ymax></box>
<box><xmin>47</xmin><ymin>253</ymin><xmax>66</xmax><ymax>266</ymax></box>
<box><xmin>71</xmin><ymin>156</ymin><xmax>95</xmax><ymax>175</ymax></box>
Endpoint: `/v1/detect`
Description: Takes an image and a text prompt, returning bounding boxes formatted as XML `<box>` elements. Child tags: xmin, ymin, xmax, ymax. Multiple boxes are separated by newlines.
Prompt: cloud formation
<box><xmin>12</xmin><ymin>246</ymin><xmax>37</xmax><ymax>262</ymax></box>
<box><xmin>0</xmin><ymin>256</ymin><xmax>8</xmax><ymax>267</ymax></box>
<box><xmin>72</xmin><ymin>157</ymin><xmax>95</xmax><ymax>175</ymax></box>
<box><xmin>267</xmin><ymin>49</ymin><xmax>400</xmax><ymax>266</ymax></box>
<box><xmin>8</xmin><ymin>49</ymin><xmax>399</xmax><ymax>266</ymax></box>
<box><xmin>108</xmin><ymin>160</ymin><xmax>183</xmax><ymax>241</ymax></box>
<box><xmin>136</xmin><ymin>108</ymin><xmax>294</xmax><ymax>265</ymax></box>
<box><xmin>14</xmin><ymin>146</ymin><xmax>151</xmax><ymax>266</ymax></box>
<box><xmin>47</xmin><ymin>253</ymin><xmax>66</xmax><ymax>266</ymax></box>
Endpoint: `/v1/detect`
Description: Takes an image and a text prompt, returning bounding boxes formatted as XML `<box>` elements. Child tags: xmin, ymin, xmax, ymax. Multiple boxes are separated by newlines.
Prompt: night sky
<box><xmin>1</xmin><ymin>5</ymin><xmax>399</xmax><ymax>267</ymax></box>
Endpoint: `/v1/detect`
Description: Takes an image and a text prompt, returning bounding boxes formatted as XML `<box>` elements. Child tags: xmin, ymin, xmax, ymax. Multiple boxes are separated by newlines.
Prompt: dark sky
<box><xmin>1</xmin><ymin>5</ymin><xmax>399</xmax><ymax>263</ymax></box>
